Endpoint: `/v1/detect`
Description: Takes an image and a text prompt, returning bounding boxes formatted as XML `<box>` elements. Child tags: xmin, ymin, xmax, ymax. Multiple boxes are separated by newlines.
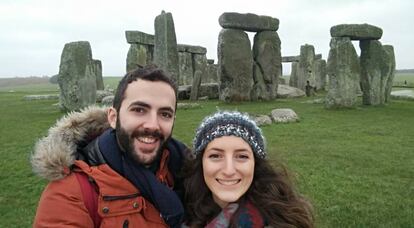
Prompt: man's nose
<box><xmin>143</xmin><ymin>112</ymin><xmax>160</xmax><ymax>130</ymax></box>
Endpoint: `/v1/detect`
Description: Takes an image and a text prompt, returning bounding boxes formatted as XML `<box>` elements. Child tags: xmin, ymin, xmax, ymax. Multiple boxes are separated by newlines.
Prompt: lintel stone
<box><xmin>219</xmin><ymin>12</ymin><xmax>279</xmax><ymax>32</ymax></box>
<box><xmin>315</xmin><ymin>54</ymin><xmax>322</xmax><ymax>60</ymax></box>
<box><xmin>125</xmin><ymin>31</ymin><xmax>155</xmax><ymax>45</ymax></box>
<box><xmin>282</xmin><ymin>56</ymin><xmax>299</xmax><ymax>62</ymax></box>
<box><xmin>330</xmin><ymin>23</ymin><xmax>383</xmax><ymax>40</ymax></box>
<box><xmin>177</xmin><ymin>44</ymin><xmax>207</xmax><ymax>54</ymax></box>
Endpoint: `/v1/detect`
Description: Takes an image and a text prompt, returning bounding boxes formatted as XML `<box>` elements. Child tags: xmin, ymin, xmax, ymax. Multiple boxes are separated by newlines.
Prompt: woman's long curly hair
<box><xmin>183</xmin><ymin>152</ymin><xmax>314</xmax><ymax>228</ymax></box>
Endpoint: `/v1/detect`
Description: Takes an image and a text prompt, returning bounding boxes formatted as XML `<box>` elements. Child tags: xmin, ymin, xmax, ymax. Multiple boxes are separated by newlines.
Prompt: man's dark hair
<box><xmin>112</xmin><ymin>64</ymin><xmax>178</xmax><ymax>113</ymax></box>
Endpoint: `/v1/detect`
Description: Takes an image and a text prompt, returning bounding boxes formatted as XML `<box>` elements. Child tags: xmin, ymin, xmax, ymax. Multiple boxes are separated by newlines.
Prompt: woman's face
<box><xmin>202</xmin><ymin>136</ymin><xmax>255</xmax><ymax>208</ymax></box>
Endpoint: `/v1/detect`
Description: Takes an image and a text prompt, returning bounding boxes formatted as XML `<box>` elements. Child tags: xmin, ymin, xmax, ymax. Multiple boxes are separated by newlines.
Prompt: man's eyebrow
<box><xmin>128</xmin><ymin>101</ymin><xmax>175</xmax><ymax>113</ymax></box>
<box><xmin>159</xmin><ymin>106</ymin><xmax>175</xmax><ymax>114</ymax></box>
<box><xmin>128</xmin><ymin>101</ymin><xmax>150</xmax><ymax>108</ymax></box>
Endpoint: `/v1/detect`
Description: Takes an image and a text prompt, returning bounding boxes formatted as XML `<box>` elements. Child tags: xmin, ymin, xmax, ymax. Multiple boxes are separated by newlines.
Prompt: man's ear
<box><xmin>107</xmin><ymin>107</ymin><xmax>117</xmax><ymax>129</ymax></box>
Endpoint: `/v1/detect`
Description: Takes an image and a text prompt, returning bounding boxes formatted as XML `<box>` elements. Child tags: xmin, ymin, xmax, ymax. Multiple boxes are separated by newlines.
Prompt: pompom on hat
<box><xmin>193</xmin><ymin>111</ymin><xmax>266</xmax><ymax>158</ymax></box>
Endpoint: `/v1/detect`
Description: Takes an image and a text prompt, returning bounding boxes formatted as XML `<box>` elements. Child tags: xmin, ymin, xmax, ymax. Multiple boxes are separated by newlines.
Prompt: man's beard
<box><xmin>115</xmin><ymin>118</ymin><xmax>169</xmax><ymax>165</ymax></box>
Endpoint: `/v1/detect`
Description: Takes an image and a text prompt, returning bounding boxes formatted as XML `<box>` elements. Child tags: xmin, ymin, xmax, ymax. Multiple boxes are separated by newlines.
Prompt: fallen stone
<box><xmin>277</xmin><ymin>84</ymin><xmax>306</xmax><ymax>98</ymax></box>
<box><xmin>253</xmin><ymin>115</ymin><xmax>272</xmax><ymax>126</ymax></box>
<box><xmin>101</xmin><ymin>95</ymin><xmax>114</xmax><ymax>106</ymax></box>
<box><xmin>177</xmin><ymin>102</ymin><xmax>201</xmax><ymax>109</ymax></box>
<box><xmin>390</xmin><ymin>90</ymin><xmax>414</xmax><ymax>100</ymax></box>
<box><xmin>271</xmin><ymin>108</ymin><xmax>299</xmax><ymax>123</ymax></box>
<box><xmin>96</xmin><ymin>90</ymin><xmax>114</xmax><ymax>103</ymax></box>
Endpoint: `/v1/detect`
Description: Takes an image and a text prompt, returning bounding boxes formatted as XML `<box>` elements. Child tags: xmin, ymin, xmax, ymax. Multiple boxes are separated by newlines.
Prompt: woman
<box><xmin>183</xmin><ymin>111</ymin><xmax>314</xmax><ymax>227</ymax></box>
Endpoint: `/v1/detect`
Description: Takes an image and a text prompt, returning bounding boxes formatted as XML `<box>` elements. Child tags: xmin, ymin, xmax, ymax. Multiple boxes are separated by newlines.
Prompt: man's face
<box><xmin>108</xmin><ymin>79</ymin><xmax>176</xmax><ymax>165</ymax></box>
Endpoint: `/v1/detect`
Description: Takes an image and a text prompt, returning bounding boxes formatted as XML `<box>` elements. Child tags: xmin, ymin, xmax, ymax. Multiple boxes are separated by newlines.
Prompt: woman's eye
<box><xmin>208</xmin><ymin>154</ymin><xmax>220</xmax><ymax>159</ymax></box>
<box><xmin>236</xmin><ymin>154</ymin><xmax>250</xmax><ymax>160</ymax></box>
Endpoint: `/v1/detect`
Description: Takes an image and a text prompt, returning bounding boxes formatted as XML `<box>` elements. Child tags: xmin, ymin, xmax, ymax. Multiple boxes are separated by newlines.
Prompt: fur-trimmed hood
<box><xmin>31</xmin><ymin>106</ymin><xmax>111</xmax><ymax>181</ymax></box>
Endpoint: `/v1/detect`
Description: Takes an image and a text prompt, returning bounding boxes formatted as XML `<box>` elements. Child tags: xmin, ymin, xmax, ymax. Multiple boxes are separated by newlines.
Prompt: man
<box><xmin>32</xmin><ymin>65</ymin><xmax>190</xmax><ymax>227</ymax></box>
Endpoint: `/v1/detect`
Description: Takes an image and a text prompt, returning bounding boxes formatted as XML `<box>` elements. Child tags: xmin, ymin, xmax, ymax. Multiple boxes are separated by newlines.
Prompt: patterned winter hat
<box><xmin>193</xmin><ymin>111</ymin><xmax>266</xmax><ymax>158</ymax></box>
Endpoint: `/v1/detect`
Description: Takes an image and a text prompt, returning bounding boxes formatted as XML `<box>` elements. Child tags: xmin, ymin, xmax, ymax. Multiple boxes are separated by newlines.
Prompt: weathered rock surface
<box><xmin>177</xmin><ymin>44</ymin><xmax>207</xmax><ymax>54</ymax></box>
<box><xmin>271</xmin><ymin>108</ymin><xmax>299</xmax><ymax>123</ymax></box>
<box><xmin>282</xmin><ymin>56</ymin><xmax>299</xmax><ymax>62</ymax></box>
<box><xmin>92</xmin><ymin>59</ymin><xmax>104</xmax><ymax>90</ymax></box>
<box><xmin>390</xmin><ymin>90</ymin><xmax>414</xmax><ymax>100</ymax></box>
<box><xmin>298</xmin><ymin>44</ymin><xmax>316</xmax><ymax>90</ymax></box>
<box><xmin>101</xmin><ymin>95</ymin><xmax>114</xmax><ymax>106</ymax></box>
<box><xmin>58</xmin><ymin>41</ymin><xmax>96</xmax><ymax>111</ymax></box>
<box><xmin>253</xmin><ymin>115</ymin><xmax>272</xmax><ymax>126</ymax></box>
<box><xmin>126</xmin><ymin>43</ymin><xmax>154</xmax><ymax>72</ymax></box>
<box><xmin>360</xmin><ymin>40</ymin><xmax>388</xmax><ymax>105</ymax></box>
<box><xmin>314</xmin><ymin>59</ymin><xmax>327</xmax><ymax>91</ymax></box>
<box><xmin>190</xmin><ymin>54</ymin><xmax>207</xmax><ymax>100</ymax></box>
<box><xmin>153</xmin><ymin>11</ymin><xmax>179</xmax><ymax>83</ymax></box>
<box><xmin>277</xmin><ymin>84</ymin><xmax>306</xmax><ymax>98</ymax></box>
<box><xmin>218</xmin><ymin>29</ymin><xmax>253</xmax><ymax>102</ymax></box>
<box><xmin>125</xmin><ymin>31</ymin><xmax>155</xmax><ymax>45</ymax></box>
<box><xmin>382</xmin><ymin>45</ymin><xmax>396</xmax><ymax>103</ymax></box>
<box><xmin>219</xmin><ymin>12</ymin><xmax>279</xmax><ymax>32</ymax></box>
<box><xmin>325</xmin><ymin>37</ymin><xmax>360</xmax><ymax>108</ymax></box>
<box><xmin>198</xmin><ymin>82</ymin><xmax>219</xmax><ymax>99</ymax></box>
<box><xmin>178</xmin><ymin>51</ymin><xmax>193</xmax><ymax>85</ymax></box>
<box><xmin>330</xmin><ymin>23</ymin><xmax>383</xmax><ymax>40</ymax></box>
<box><xmin>251</xmin><ymin>31</ymin><xmax>281</xmax><ymax>101</ymax></box>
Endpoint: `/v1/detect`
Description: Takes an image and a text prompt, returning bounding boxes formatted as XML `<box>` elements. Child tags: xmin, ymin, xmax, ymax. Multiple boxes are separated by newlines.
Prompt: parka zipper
<box><xmin>102</xmin><ymin>193</ymin><xmax>140</xmax><ymax>201</ymax></box>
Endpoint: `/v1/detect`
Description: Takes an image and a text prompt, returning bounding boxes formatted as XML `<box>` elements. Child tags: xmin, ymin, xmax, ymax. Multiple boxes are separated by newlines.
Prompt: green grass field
<box><xmin>0</xmin><ymin>76</ymin><xmax>413</xmax><ymax>227</ymax></box>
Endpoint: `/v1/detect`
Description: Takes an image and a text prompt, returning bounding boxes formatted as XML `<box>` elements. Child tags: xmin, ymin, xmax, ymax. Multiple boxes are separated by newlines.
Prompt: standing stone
<box><xmin>314</xmin><ymin>59</ymin><xmax>327</xmax><ymax>91</ymax></box>
<box><xmin>190</xmin><ymin>54</ymin><xmax>208</xmax><ymax>100</ymax></box>
<box><xmin>297</xmin><ymin>44</ymin><xmax>315</xmax><ymax>91</ymax></box>
<box><xmin>125</xmin><ymin>31</ymin><xmax>154</xmax><ymax>72</ymax></box>
<box><xmin>198</xmin><ymin>83</ymin><xmax>219</xmax><ymax>99</ymax></box>
<box><xmin>204</xmin><ymin>63</ymin><xmax>218</xmax><ymax>83</ymax></box>
<box><xmin>289</xmin><ymin>62</ymin><xmax>299</xmax><ymax>88</ymax></box>
<box><xmin>251</xmin><ymin>31</ymin><xmax>281</xmax><ymax>100</ymax></box>
<box><xmin>383</xmin><ymin>45</ymin><xmax>396</xmax><ymax>103</ymax></box>
<box><xmin>218</xmin><ymin>29</ymin><xmax>253</xmax><ymax>102</ymax></box>
<box><xmin>360</xmin><ymin>40</ymin><xmax>387</xmax><ymax>105</ymax></box>
<box><xmin>325</xmin><ymin>37</ymin><xmax>360</xmax><ymax>108</ymax></box>
<box><xmin>58</xmin><ymin>41</ymin><xmax>96</xmax><ymax>111</ymax></box>
<box><xmin>154</xmin><ymin>11</ymin><xmax>179</xmax><ymax>83</ymax></box>
<box><xmin>252</xmin><ymin>62</ymin><xmax>267</xmax><ymax>100</ymax></box>
<box><xmin>92</xmin><ymin>59</ymin><xmax>104</xmax><ymax>90</ymax></box>
<box><xmin>126</xmin><ymin>44</ymin><xmax>153</xmax><ymax>72</ymax></box>
<box><xmin>178</xmin><ymin>51</ymin><xmax>193</xmax><ymax>85</ymax></box>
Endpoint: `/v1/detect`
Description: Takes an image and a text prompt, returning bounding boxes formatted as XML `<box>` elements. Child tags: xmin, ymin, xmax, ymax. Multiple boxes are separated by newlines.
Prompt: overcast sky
<box><xmin>0</xmin><ymin>0</ymin><xmax>412</xmax><ymax>78</ymax></box>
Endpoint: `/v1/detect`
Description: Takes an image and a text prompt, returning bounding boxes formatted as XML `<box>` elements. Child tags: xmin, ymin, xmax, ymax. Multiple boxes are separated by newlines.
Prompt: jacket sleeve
<box><xmin>33</xmin><ymin>173</ymin><xmax>94</xmax><ymax>228</ymax></box>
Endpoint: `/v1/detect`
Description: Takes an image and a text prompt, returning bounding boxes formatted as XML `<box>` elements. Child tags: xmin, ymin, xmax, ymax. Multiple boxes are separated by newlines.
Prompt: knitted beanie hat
<box><xmin>193</xmin><ymin>111</ymin><xmax>266</xmax><ymax>158</ymax></box>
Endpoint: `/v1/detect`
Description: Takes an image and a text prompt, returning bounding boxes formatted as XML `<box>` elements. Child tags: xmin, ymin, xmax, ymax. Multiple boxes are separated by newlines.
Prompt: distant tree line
<box><xmin>396</xmin><ymin>69</ymin><xmax>414</xmax><ymax>74</ymax></box>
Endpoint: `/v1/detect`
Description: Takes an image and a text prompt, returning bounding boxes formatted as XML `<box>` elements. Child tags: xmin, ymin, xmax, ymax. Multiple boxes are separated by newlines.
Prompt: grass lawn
<box><xmin>0</xmin><ymin>77</ymin><xmax>413</xmax><ymax>227</ymax></box>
